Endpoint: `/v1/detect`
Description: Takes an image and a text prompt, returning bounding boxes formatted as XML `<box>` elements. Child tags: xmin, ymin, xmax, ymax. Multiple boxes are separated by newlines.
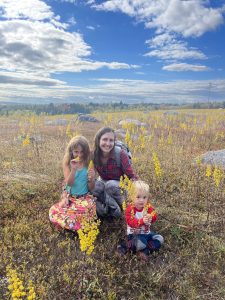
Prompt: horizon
<box><xmin>0</xmin><ymin>0</ymin><xmax>225</xmax><ymax>104</ymax></box>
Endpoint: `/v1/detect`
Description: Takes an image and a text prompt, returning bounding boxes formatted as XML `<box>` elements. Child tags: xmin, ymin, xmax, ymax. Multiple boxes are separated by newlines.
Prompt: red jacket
<box><xmin>125</xmin><ymin>203</ymin><xmax>157</xmax><ymax>234</ymax></box>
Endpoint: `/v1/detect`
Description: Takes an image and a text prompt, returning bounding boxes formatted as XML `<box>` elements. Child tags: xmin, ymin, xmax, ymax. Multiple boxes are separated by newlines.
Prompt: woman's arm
<box><xmin>120</xmin><ymin>150</ymin><xmax>138</xmax><ymax>180</ymax></box>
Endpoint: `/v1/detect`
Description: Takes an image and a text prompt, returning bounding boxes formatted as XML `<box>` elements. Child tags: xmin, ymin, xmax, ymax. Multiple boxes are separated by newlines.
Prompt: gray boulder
<box><xmin>77</xmin><ymin>115</ymin><xmax>99</xmax><ymax>122</ymax></box>
<box><xmin>200</xmin><ymin>149</ymin><xmax>225</xmax><ymax>169</ymax></box>
<box><xmin>118</xmin><ymin>119</ymin><xmax>147</xmax><ymax>127</ymax></box>
<box><xmin>45</xmin><ymin>119</ymin><xmax>69</xmax><ymax>125</ymax></box>
<box><xmin>163</xmin><ymin>111</ymin><xmax>179</xmax><ymax>116</ymax></box>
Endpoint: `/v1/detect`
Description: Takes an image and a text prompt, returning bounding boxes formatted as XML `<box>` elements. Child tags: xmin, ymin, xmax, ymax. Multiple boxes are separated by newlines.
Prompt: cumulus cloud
<box><xmin>92</xmin><ymin>0</ymin><xmax>224</xmax><ymax>37</ymax></box>
<box><xmin>0</xmin><ymin>0</ymin><xmax>135</xmax><ymax>79</ymax></box>
<box><xmin>91</xmin><ymin>0</ymin><xmax>224</xmax><ymax>69</ymax></box>
<box><xmin>145</xmin><ymin>33</ymin><xmax>207</xmax><ymax>60</ymax></box>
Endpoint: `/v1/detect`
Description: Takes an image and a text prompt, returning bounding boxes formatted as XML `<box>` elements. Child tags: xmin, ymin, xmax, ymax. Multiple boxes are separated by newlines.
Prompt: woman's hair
<box><xmin>133</xmin><ymin>180</ymin><xmax>149</xmax><ymax>195</ymax></box>
<box><xmin>63</xmin><ymin>135</ymin><xmax>90</xmax><ymax>167</ymax></box>
<box><xmin>93</xmin><ymin>127</ymin><xmax>116</xmax><ymax>167</ymax></box>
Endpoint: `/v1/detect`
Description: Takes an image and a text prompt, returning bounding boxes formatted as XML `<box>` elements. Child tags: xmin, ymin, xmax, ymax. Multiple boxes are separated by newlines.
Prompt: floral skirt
<box><xmin>49</xmin><ymin>194</ymin><xmax>96</xmax><ymax>232</ymax></box>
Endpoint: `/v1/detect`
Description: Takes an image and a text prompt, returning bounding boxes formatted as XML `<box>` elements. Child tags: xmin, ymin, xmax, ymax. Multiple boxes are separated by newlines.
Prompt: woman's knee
<box><xmin>105</xmin><ymin>180</ymin><xmax>121</xmax><ymax>196</ymax></box>
<box><xmin>93</xmin><ymin>180</ymin><xmax>105</xmax><ymax>196</ymax></box>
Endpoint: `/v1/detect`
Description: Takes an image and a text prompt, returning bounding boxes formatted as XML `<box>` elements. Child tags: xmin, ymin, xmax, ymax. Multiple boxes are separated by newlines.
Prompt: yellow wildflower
<box><xmin>152</xmin><ymin>152</ymin><xmax>163</xmax><ymax>178</ymax></box>
<box><xmin>205</xmin><ymin>165</ymin><xmax>212</xmax><ymax>178</ymax></box>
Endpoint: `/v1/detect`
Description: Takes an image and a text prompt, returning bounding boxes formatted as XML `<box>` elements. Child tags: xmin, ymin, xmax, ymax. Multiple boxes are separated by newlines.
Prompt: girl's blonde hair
<box><xmin>133</xmin><ymin>180</ymin><xmax>149</xmax><ymax>195</ymax></box>
<box><xmin>63</xmin><ymin>136</ymin><xmax>90</xmax><ymax>167</ymax></box>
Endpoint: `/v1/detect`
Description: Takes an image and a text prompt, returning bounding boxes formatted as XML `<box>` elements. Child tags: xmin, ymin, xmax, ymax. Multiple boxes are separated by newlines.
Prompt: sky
<box><xmin>0</xmin><ymin>0</ymin><xmax>225</xmax><ymax>105</ymax></box>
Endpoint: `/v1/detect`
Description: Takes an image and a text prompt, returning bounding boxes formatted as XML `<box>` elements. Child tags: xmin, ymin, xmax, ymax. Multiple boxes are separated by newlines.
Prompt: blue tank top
<box><xmin>66</xmin><ymin>167</ymin><xmax>88</xmax><ymax>196</ymax></box>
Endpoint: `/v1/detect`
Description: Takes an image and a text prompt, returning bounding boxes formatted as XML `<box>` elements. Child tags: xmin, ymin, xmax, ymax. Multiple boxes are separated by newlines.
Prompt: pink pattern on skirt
<box><xmin>49</xmin><ymin>194</ymin><xmax>96</xmax><ymax>232</ymax></box>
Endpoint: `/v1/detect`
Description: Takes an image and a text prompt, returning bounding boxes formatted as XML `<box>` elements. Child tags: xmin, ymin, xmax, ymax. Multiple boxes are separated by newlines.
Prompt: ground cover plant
<box><xmin>0</xmin><ymin>109</ymin><xmax>225</xmax><ymax>300</ymax></box>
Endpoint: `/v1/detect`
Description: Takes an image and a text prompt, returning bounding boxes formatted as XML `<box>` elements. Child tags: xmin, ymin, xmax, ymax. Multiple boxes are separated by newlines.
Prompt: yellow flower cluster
<box><xmin>88</xmin><ymin>159</ymin><xmax>94</xmax><ymax>170</ymax></box>
<box><xmin>6</xmin><ymin>267</ymin><xmax>36</xmax><ymax>300</ymax></box>
<box><xmin>77</xmin><ymin>219</ymin><xmax>100</xmax><ymax>255</ymax></box>
<box><xmin>66</xmin><ymin>124</ymin><xmax>72</xmax><ymax>138</ymax></box>
<box><xmin>27</xmin><ymin>280</ymin><xmax>36</xmax><ymax>300</ymax></box>
<box><xmin>213</xmin><ymin>166</ymin><xmax>224</xmax><ymax>187</ymax></box>
<box><xmin>22</xmin><ymin>135</ymin><xmax>30</xmax><ymax>147</ymax></box>
<box><xmin>195</xmin><ymin>157</ymin><xmax>202</xmax><ymax>166</ymax></box>
<box><xmin>152</xmin><ymin>152</ymin><xmax>163</xmax><ymax>178</ymax></box>
<box><xmin>125</xmin><ymin>130</ymin><xmax>132</xmax><ymax>149</ymax></box>
<box><xmin>205</xmin><ymin>165</ymin><xmax>212</xmax><ymax>177</ymax></box>
<box><xmin>119</xmin><ymin>175</ymin><xmax>137</xmax><ymax>205</ymax></box>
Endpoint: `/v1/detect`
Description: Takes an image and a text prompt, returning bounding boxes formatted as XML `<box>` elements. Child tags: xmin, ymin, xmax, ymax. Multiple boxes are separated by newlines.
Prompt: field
<box><xmin>1</xmin><ymin>109</ymin><xmax>225</xmax><ymax>300</ymax></box>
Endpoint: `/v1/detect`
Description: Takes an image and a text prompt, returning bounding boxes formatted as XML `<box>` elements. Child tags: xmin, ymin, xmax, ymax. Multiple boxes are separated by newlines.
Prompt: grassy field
<box><xmin>1</xmin><ymin>109</ymin><xmax>225</xmax><ymax>300</ymax></box>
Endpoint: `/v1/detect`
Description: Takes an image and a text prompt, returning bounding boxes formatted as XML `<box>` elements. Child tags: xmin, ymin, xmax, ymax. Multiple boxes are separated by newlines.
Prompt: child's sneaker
<box><xmin>116</xmin><ymin>244</ymin><xmax>127</xmax><ymax>256</ymax></box>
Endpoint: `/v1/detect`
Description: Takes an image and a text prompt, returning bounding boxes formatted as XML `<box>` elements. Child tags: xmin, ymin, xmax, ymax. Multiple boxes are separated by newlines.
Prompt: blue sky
<box><xmin>0</xmin><ymin>0</ymin><xmax>225</xmax><ymax>104</ymax></box>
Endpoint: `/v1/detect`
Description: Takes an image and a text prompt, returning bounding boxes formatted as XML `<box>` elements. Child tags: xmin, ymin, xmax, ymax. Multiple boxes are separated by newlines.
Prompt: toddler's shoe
<box><xmin>137</xmin><ymin>251</ymin><xmax>149</xmax><ymax>262</ymax></box>
<box><xmin>116</xmin><ymin>244</ymin><xmax>127</xmax><ymax>256</ymax></box>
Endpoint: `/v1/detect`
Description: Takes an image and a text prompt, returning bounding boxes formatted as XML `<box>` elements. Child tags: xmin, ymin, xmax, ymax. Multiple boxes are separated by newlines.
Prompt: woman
<box><xmin>93</xmin><ymin>127</ymin><xmax>137</xmax><ymax>218</ymax></box>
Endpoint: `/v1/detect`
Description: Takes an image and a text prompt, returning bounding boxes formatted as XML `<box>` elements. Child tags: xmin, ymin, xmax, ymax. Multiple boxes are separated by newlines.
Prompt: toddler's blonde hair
<box><xmin>133</xmin><ymin>180</ymin><xmax>149</xmax><ymax>195</ymax></box>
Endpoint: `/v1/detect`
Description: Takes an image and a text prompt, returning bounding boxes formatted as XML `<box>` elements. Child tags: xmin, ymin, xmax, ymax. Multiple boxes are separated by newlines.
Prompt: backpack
<box><xmin>114</xmin><ymin>140</ymin><xmax>132</xmax><ymax>167</ymax></box>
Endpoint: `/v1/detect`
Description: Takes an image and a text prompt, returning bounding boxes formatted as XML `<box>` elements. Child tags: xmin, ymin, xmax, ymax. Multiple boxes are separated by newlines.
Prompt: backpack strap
<box><xmin>114</xmin><ymin>146</ymin><xmax>121</xmax><ymax>168</ymax></box>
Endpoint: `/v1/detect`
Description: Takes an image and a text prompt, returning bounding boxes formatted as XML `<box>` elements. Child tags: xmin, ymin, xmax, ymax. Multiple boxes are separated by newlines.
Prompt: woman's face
<box><xmin>99</xmin><ymin>132</ymin><xmax>115</xmax><ymax>154</ymax></box>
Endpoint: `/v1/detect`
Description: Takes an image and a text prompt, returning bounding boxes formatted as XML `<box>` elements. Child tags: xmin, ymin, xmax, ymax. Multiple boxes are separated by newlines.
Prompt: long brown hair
<box><xmin>63</xmin><ymin>136</ymin><xmax>90</xmax><ymax>167</ymax></box>
<box><xmin>93</xmin><ymin>127</ymin><xmax>116</xmax><ymax>167</ymax></box>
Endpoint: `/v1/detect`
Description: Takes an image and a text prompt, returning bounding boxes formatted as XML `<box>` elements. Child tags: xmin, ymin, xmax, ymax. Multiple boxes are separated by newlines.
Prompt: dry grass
<box><xmin>0</xmin><ymin>110</ymin><xmax>225</xmax><ymax>300</ymax></box>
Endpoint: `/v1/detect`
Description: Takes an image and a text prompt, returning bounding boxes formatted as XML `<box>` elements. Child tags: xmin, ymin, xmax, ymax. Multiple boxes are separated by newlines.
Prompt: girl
<box><xmin>49</xmin><ymin>136</ymin><xmax>96</xmax><ymax>232</ymax></box>
<box><xmin>93</xmin><ymin>127</ymin><xmax>137</xmax><ymax>218</ymax></box>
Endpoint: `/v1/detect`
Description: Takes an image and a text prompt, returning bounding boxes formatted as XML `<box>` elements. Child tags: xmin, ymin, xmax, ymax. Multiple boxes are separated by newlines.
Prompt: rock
<box><xmin>200</xmin><ymin>149</ymin><xmax>225</xmax><ymax>169</ymax></box>
<box><xmin>115</xmin><ymin>129</ymin><xmax>126</xmax><ymax>138</ymax></box>
<box><xmin>163</xmin><ymin>111</ymin><xmax>179</xmax><ymax>116</ymax></box>
<box><xmin>118</xmin><ymin>119</ymin><xmax>147</xmax><ymax>127</ymax></box>
<box><xmin>45</xmin><ymin>119</ymin><xmax>69</xmax><ymax>125</ymax></box>
<box><xmin>77</xmin><ymin>114</ymin><xmax>99</xmax><ymax>122</ymax></box>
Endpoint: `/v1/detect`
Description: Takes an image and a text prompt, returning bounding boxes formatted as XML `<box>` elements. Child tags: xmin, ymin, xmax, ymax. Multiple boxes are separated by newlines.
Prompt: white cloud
<box><xmin>1</xmin><ymin>0</ymin><xmax>56</xmax><ymax>22</ymax></box>
<box><xmin>86</xmin><ymin>25</ymin><xmax>95</xmax><ymax>30</ymax></box>
<box><xmin>145</xmin><ymin>33</ymin><xmax>207</xmax><ymax>60</ymax></box>
<box><xmin>0</xmin><ymin>77</ymin><xmax>224</xmax><ymax>104</ymax></box>
<box><xmin>91</xmin><ymin>0</ymin><xmax>224</xmax><ymax>69</ymax></box>
<box><xmin>0</xmin><ymin>1</ymin><xmax>136</xmax><ymax>79</ymax></box>
<box><xmin>68</xmin><ymin>16</ymin><xmax>77</xmax><ymax>26</ymax></box>
<box><xmin>92</xmin><ymin>0</ymin><xmax>224</xmax><ymax>37</ymax></box>
<box><xmin>162</xmin><ymin>63</ymin><xmax>210</xmax><ymax>72</ymax></box>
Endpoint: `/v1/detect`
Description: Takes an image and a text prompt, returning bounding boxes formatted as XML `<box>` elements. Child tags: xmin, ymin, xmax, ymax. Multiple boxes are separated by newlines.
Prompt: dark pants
<box><xmin>93</xmin><ymin>179</ymin><xmax>124</xmax><ymax>218</ymax></box>
<box><xmin>127</xmin><ymin>232</ymin><xmax>164</xmax><ymax>255</ymax></box>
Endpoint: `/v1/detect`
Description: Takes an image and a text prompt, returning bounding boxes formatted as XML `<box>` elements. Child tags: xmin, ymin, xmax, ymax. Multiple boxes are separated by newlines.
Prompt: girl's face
<box><xmin>99</xmin><ymin>132</ymin><xmax>115</xmax><ymax>154</ymax></box>
<box><xmin>72</xmin><ymin>145</ymin><xmax>84</xmax><ymax>161</ymax></box>
<box><xmin>133</xmin><ymin>189</ymin><xmax>149</xmax><ymax>210</ymax></box>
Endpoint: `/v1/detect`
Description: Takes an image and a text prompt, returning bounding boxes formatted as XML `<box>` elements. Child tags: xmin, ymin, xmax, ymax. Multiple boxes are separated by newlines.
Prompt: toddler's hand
<box><xmin>143</xmin><ymin>214</ymin><xmax>152</xmax><ymax>225</ymax></box>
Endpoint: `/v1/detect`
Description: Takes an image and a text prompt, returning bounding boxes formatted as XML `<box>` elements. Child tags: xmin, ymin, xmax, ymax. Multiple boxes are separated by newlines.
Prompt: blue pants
<box><xmin>127</xmin><ymin>232</ymin><xmax>164</xmax><ymax>255</ymax></box>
